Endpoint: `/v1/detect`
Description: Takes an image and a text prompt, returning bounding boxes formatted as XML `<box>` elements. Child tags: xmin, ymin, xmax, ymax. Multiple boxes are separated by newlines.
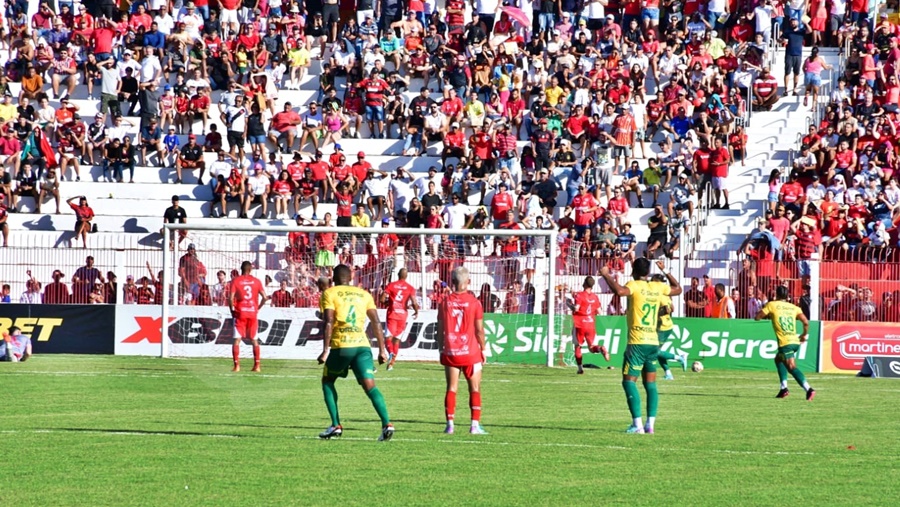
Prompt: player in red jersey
<box><xmin>568</xmin><ymin>276</ymin><xmax>610</xmax><ymax>374</ymax></box>
<box><xmin>380</xmin><ymin>268</ymin><xmax>420</xmax><ymax>371</ymax></box>
<box><xmin>228</xmin><ymin>261</ymin><xmax>269</xmax><ymax>372</ymax></box>
<box><xmin>436</xmin><ymin>267</ymin><xmax>487</xmax><ymax>435</ymax></box>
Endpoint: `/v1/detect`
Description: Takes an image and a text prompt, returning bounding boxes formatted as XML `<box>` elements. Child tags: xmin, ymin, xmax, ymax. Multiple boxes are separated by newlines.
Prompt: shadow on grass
<box><xmin>45</xmin><ymin>427</ymin><xmax>249</xmax><ymax>438</ymax></box>
<box><xmin>666</xmin><ymin>392</ymin><xmax>757</xmax><ymax>399</ymax></box>
<box><xmin>181</xmin><ymin>421</ymin><xmax>325</xmax><ymax>431</ymax></box>
<box><xmin>387</xmin><ymin>418</ymin><xmax>583</xmax><ymax>432</ymax></box>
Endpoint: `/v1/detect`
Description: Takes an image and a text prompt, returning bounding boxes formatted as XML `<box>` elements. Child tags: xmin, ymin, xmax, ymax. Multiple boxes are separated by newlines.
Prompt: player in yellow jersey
<box><xmin>755</xmin><ymin>286</ymin><xmax>814</xmax><ymax>401</ymax></box>
<box><xmin>650</xmin><ymin>274</ymin><xmax>689</xmax><ymax>380</ymax></box>
<box><xmin>601</xmin><ymin>259</ymin><xmax>682</xmax><ymax>434</ymax></box>
<box><xmin>317</xmin><ymin>264</ymin><xmax>393</xmax><ymax>441</ymax></box>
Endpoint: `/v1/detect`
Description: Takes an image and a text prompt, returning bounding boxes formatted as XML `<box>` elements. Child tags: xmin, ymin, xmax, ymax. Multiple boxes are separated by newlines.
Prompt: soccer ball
<box><xmin>691</xmin><ymin>361</ymin><xmax>704</xmax><ymax>372</ymax></box>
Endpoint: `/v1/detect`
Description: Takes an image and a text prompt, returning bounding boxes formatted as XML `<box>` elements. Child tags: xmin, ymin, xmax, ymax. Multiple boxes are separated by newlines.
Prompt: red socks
<box><xmin>470</xmin><ymin>392</ymin><xmax>481</xmax><ymax>423</ymax></box>
<box><xmin>232</xmin><ymin>343</ymin><xmax>240</xmax><ymax>367</ymax></box>
<box><xmin>445</xmin><ymin>390</ymin><xmax>457</xmax><ymax>421</ymax></box>
<box><xmin>252</xmin><ymin>343</ymin><xmax>260</xmax><ymax>367</ymax></box>
<box><xmin>392</xmin><ymin>340</ymin><xmax>400</xmax><ymax>357</ymax></box>
<box><xmin>574</xmin><ymin>344</ymin><xmax>583</xmax><ymax>366</ymax></box>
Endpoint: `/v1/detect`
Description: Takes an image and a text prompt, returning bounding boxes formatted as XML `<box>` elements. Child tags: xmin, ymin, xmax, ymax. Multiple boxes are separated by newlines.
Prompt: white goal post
<box><xmin>160</xmin><ymin>223</ymin><xmax>561</xmax><ymax>366</ymax></box>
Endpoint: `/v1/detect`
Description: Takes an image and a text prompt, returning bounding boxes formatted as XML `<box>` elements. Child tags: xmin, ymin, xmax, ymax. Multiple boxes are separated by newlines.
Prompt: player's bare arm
<box><xmin>474</xmin><ymin>318</ymin><xmax>485</xmax><ymax>351</ymax></box>
<box><xmin>410</xmin><ymin>294</ymin><xmax>420</xmax><ymax>320</ymax></box>
<box><xmin>656</xmin><ymin>260</ymin><xmax>683</xmax><ymax>296</ymax></box>
<box><xmin>797</xmin><ymin>311</ymin><xmax>810</xmax><ymax>342</ymax></box>
<box><xmin>367</xmin><ymin>308</ymin><xmax>388</xmax><ymax>364</ymax></box>
<box><xmin>435</xmin><ymin>305</ymin><xmax>445</xmax><ymax>352</ymax></box>
<box><xmin>599</xmin><ymin>266</ymin><xmax>630</xmax><ymax>297</ymax></box>
<box><xmin>319</xmin><ymin>309</ymin><xmax>334</xmax><ymax>364</ymax></box>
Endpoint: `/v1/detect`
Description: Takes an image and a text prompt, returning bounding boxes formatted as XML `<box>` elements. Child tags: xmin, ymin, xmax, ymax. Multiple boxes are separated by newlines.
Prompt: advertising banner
<box><xmin>0</xmin><ymin>304</ymin><xmax>116</xmax><ymax>354</ymax></box>
<box><xmin>574</xmin><ymin>317</ymin><xmax>820</xmax><ymax>372</ymax></box>
<box><xmin>821</xmin><ymin>322</ymin><xmax>900</xmax><ymax>373</ymax></box>
<box><xmin>115</xmin><ymin>305</ymin><xmax>443</xmax><ymax>360</ymax></box>
<box><xmin>114</xmin><ymin>306</ymin><xmax>819</xmax><ymax>372</ymax></box>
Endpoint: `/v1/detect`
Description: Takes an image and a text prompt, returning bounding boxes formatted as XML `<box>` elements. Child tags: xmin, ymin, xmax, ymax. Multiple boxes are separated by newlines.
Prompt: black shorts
<box><xmin>227</xmin><ymin>130</ymin><xmax>245</xmax><ymax>149</ymax></box>
<box><xmin>337</xmin><ymin>216</ymin><xmax>352</xmax><ymax>227</ymax></box>
<box><xmin>648</xmin><ymin>232</ymin><xmax>668</xmax><ymax>246</ymax></box>
<box><xmin>322</xmin><ymin>3</ymin><xmax>340</xmax><ymax>25</ymax></box>
<box><xmin>587</xmin><ymin>18</ymin><xmax>605</xmax><ymax>30</ymax></box>
<box><xmin>785</xmin><ymin>54</ymin><xmax>802</xmax><ymax>76</ymax></box>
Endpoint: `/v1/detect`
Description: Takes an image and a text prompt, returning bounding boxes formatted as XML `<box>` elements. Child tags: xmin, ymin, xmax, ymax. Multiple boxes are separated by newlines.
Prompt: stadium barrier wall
<box><xmin>114</xmin><ymin>306</ymin><xmax>819</xmax><ymax>372</ymax></box>
<box><xmin>0</xmin><ymin>304</ymin><xmax>116</xmax><ymax>354</ymax></box>
<box><xmin>820</xmin><ymin>322</ymin><xmax>900</xmax><ymax>373</ymax></box>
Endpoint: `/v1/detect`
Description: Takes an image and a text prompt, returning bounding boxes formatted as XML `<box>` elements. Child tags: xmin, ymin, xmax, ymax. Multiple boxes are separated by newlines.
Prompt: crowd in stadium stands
<box><xmin>0</xmin><ymin>0</ymin><xmax>898</xmax><ymax>319</ymax></box>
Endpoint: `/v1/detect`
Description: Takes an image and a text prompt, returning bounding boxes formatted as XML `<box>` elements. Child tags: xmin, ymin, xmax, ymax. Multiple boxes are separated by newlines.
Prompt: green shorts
<box><xmin>323</xmin><ymin>347</ymin><xmax>376</xmax><ymax>382</ymax></box>
<box><xmin>657</xmin><ymin>329</ymin><xmax>675</xmax><ymax>344</ymax></box>
<box><xmin>315</xmin><ymin>250</ymin><xmax>335</xmax><ymax>268</ymax></box>
<box><xmin>776</xmin><ymin>344</ymin><xmax>801</xmax><ymax>362</ymax></box>
<box><xmin>623</xmin><ymin>344</ymin><xmax>660</xmax><ymax>377</ymax></box>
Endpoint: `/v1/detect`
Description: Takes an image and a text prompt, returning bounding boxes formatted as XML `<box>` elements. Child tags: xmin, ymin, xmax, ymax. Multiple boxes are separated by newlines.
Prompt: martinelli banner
<box><xmin>820</xmin><ymin>321</ymin><xmax>900</xmax><ymax>373</ymax></box>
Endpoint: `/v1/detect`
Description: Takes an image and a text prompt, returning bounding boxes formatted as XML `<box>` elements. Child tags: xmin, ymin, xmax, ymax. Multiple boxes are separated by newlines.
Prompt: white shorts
<box><xmin>221</xmin><ymin>8</ymin><xmax>239</xmax><ymax>24</ymax></box>
<box><xmin>712</xmin><ymin>176</ymin><xmax>727</xmax><ymax>190</ymax></box>
<box><xmin>524</xmin><ymin>255</ymin><xmax>537</xmax><ymax>270</ymax></box>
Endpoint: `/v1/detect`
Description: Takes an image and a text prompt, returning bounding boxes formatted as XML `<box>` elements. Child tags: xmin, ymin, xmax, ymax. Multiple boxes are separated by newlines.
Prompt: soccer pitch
<box><xmin>2</xmin><ymin>356</ymin><xmax>897</xmax><ymax>506</ymax></box>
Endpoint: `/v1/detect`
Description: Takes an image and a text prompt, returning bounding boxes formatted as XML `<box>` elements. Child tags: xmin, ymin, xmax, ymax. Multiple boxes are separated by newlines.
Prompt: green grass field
<box><xmin>1</xmin><ymin>355</ymin><xmax>898</xmax><ymax>506</ymax></box>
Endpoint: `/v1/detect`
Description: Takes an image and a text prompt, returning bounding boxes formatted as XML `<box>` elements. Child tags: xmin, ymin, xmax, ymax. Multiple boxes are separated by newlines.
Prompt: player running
<box><xmin>651</xmin><ymin>274</ymin><xmax>689</xmax><ymax>380</ymax></box>
<box><xmin>600</xmin><ymin>259</ymin><xmax>681</xmax><ymax>434</ymax></box>
<box><xmin>229</xmin><ymin>261</ymin><xmax>268</xmax><ymax>373</ymax></box>
<box><xmin>318</xmin><ymin>264</ymin><xmax>393</xmax><ymax>441</ymax></box>
<box><xmin>567</xmin><ymin>276</ymin><xmax>610</xmax><ymax>374</ymax></box>
<box><xmin>436</xmin><ymin>266</ymin><xmax>488</xmax><ymax>435</ymax></box>
<box><xmin>381</xmin><ymin>268</ymin><xmax>420</xmax><ymax>371</ymax></box>
<box><xmin>755</xmin><ymin>286</ymin><xmax>815</xmax><ymax>401</ymax></box>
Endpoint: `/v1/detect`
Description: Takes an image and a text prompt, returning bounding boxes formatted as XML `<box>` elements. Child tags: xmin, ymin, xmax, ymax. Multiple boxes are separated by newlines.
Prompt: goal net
<box><xmin>159</xmin><ymin>223</ymin><xmax>561</xmax><ymax>366</ymax></box>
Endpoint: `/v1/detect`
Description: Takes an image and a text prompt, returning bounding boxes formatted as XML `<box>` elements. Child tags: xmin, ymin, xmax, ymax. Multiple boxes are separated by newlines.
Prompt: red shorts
<box><xmin>386</xmin><ymin>317</ymin><xmax>408</xmax><ymax>339</ymax></box>
<box><xmin>442</xmin><ymin>361</ymin><xmax>483</xmax><ymax>379</ymax></box>
<box><xmin>574</xmin><ymin>325</ymin><xmax>595</xmax><ymax>345</ymax></box>
<box><xmin>234</xmin><ymin>315</ymin><xmax>258</xmax><ymax>339</ymax></box>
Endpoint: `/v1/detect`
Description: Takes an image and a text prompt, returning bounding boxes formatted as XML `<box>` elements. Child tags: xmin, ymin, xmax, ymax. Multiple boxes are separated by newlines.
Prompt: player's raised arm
<box><xmin>753</xmin><ymin>306</ymin><xmax>768</xmax><ymax>321</ymax></box>
<box><xmin>600</xmin><ymin>266</ymin><xmax>630</xmax><ymax>297</ymax></box>
<box><xmin>366</xmin><ymin>307</ymin><xmax>388</xmax><ymax>364</ymax></box>
<box><xmin>656</xmin><ymin>260</ymin><xmax>682</xmax><ymax>296</ymax></box>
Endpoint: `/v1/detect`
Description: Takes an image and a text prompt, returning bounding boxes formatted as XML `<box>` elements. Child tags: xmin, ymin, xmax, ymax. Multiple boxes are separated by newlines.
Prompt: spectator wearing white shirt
<box><xmin>117</xmin><ymin>50</ymin><xmax>141</xmax><ymax>78</ymax></box>
<box><xmin>178</xmin><ymin>2</ymin><xmax>205</xmax><ymax>39</ymax></box>
<box><xmin>154</xmin><ymin>11</ymin><xmax>175</xmax><ymax>35</ymax></box>
<box><xmin>19</xmin><ymin>278</ymin><xmax>42</xmax><ymax>304</ymax></box>
<box><xmin>139</xmin><ymin>47</ymin><xmax>163</xmax><ymax>84</ymax></box>
<box><xmin>242</xmin><ymin>168</ymin><xmax>271</xmax><ymax>219</ymax></box>
<box><xmin>364</xmin><ymin>168</ymin><xmax>391</xmax><ymax>220</ymax></box>
<box><xmin>388</xmin><ymin>168</ymin><xmax>415</xmax><ymax>214</ymax></box>
<box><xmin>185</xmin><ymin>68</ymin><xmax>211</xmax><ymax>97</ymax></box>
<box><xmin>413</xmin><ymin>166</ymin><xmax>441</xmax><ymax>198</ymax></box>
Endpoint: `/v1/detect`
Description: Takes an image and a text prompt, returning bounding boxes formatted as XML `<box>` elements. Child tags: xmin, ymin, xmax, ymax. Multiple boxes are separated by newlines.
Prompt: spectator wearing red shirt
<box><xmin>270</xmin><ymin>280</ymin><xmax>295</xmax><ymax>308</ymax></box>
<box><xmin>504</xmin><ymin>89</ymin><xmax>526</xmax><ymax>137</ymax></box>
<box><xmin>702</xmin><ymin>274</ymin><xmax>717</xmax><ymax>318</ymax></box>
<box><xmin>469</xmin><ymin>126</ymin><xmax>494</xmax><ymax>170</ymax></box>
<box><xmin>795</xmin><ymin>216</ymin><xmax>822</xmax><ymax>282</ymax></box>
<box><xmin>709</xmin><ymin>136</ymin><xmax>731</xmax><ymax>209</ymax></box>
<box><xmin>567</xmin><ymin>184</ymin><xmax>601</xmax><ymax>239</ymax></box>
<box><xmin>442</xmin><ymin>122</ymin><xmax>466</xmax><ymax>166</ymax></box>
<box><xmin>90</xmin><ymin>18</ymin><xmax>116</xmax><ymax>61</ymax></box>
<box><xmin>693</xmin><ymin>137</ymin><xmax>712</xmax><ymax>201</ymax></box>
<box><xmin>607</xmin><ymin>187</ymin><xmax>630</xmax><ymax>229</ymax></box>
<box><xmin>66</xmin><ymin>195</ymin><xmax>94</xmax><ymax>248</ymax></box>
<box><xmin>489</xmin><ymin>183</ymin><xmax>515</xmax><ymax>229</ymax></box>
<box><xmin>752</xmin><ymin>67</ymin><xmax>779</xmax><ymax>111</ymax></box>
<box><xmin>350</xmin><ymin>152</ymin><xmax>372</xmax><ymax>186</ymax></box>
<box><xmin>268</xmin><ymin>102</ymin><xmax>302</xmax><ymax>153</ymax></box>
<box><xmin>779</xmin><ymin>171</ymin><xmax>806</xmax><ymax>215</ymax></box>
<box><xmin>440</xmin><ymin>87</ymin><xmax>465</xmax><ymax>123</ymax></box>
<box><xmin>43</xmin><ymin>270</ymin><xmax>70</xmax><ymax>304</ymax></box>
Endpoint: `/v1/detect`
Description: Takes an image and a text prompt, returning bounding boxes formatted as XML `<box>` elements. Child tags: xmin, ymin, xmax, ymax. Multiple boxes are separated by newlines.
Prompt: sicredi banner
<box><xmin>0</xmin><ymin>304</ymin><xmax>116</xmax><ymax>354</ymax></box>
<box><xmin>821</xmin><ymin>322</ymin><xmax>900</xmax><ymax>373</ymax></box>
<box><xmin>573</xmin><ymin>317</ymin><xmax>820</xmax><ymax>372</ymax></box>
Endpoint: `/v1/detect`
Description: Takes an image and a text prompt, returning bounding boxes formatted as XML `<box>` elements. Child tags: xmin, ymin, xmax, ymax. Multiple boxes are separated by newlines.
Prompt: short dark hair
<box><xmin>775</xmin><ymin>285</ymin><xmax>790</xmax><ymax>301</ymax></box>
<box><xmin>333</xmin><ymin>264</ymin><xmax>352</xmax><ymax>284</ymax></box>
<box><xmin>632</xmin><ymin>258</ymin><xmax>651</xmax><ymax>278</ymax></box>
